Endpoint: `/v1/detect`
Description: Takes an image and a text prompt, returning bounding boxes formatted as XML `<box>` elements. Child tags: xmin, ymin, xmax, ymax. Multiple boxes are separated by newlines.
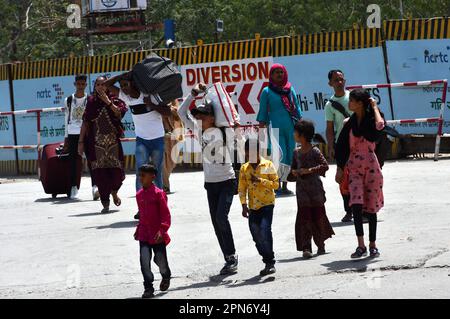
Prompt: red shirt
<box><xmin>134</xmin><ymin>185</ymin><xmax>171</xmax><ymax>245</ymax></box>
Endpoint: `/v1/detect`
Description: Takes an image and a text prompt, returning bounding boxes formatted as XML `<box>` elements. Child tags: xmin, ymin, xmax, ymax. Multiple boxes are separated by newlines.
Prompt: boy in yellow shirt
<box><xmin>239</xmin><ymin>139</ymin><xmax>279</xmax><ymax>276</ymax></box>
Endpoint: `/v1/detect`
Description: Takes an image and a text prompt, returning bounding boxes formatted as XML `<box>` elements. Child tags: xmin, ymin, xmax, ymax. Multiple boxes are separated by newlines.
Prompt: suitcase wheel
<box><xmin>52</xmin><ymin>194</ymin><xmax>57</xmax><ymax>199</ymax></box>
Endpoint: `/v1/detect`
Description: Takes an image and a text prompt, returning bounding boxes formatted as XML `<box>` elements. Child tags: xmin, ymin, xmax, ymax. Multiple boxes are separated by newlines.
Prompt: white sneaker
<box><xmin>92</xmin><ymin>186</ymin><xmax>100</xmax><ymax>201</ymax></box>
<box><xmin>69</xmin><ymin>186</ymin><xmax>79</xmax><ymax>199</ymax></box>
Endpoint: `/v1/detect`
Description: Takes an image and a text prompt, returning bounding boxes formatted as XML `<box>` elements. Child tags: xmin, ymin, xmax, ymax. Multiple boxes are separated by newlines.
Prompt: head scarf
<box><xmin>268</xmin><ymin>64</ymin><xmax>299</xmax><ymax>121</ymax></box>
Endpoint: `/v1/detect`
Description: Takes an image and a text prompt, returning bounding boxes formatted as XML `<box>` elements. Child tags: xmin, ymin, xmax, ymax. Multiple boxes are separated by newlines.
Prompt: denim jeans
<box><xmin>249</xmin><ymin>205</ymin><xmax>275</xmax><ymax>265</ymax></box>
<box><xmin>204</xmin><ymin>179</ymin><xmax>236</xmax><ymax>259</ymax></box>
<box><xmin>139</xmin><ymin>242</ymin><xmax>171</xmax><ymax>291</ymax></box>
<box><xmin>135</xmin><ymin>136</ymin><xmax>165</xmax><ymax>191</ymax></box>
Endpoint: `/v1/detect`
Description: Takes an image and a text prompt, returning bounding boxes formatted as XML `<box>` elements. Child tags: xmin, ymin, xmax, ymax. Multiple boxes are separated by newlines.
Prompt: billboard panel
<box><xmin>386</xmin><ymin>39</ymin><xmax>450</xmax><ymax>134</ymax></box>
<box><xmin>275</xmin><ymin>47</ymin><xmax>389</xmax><ymax>138</ymax></box>
<box><xmin>0</xmin><ymin>80</ymin><xmax>15</xmax><ymax>160</ymax></box>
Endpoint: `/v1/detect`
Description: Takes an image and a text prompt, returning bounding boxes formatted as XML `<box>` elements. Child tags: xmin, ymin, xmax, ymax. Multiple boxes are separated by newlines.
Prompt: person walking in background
<box><xmin>239</xmin><ymin>139</ymin><xmax>279</xmax><ymax>277</ymax></box>
<box><xmin>288</xmin><ymin>120</ymin><xmax>334</xmax><ymax>259</ymax></box>
<box><xmin>257</xmin><ymin>64</ymin><xmax>302</xmax><ymax>197</ymax></box>
<box><xmin>335</xmin><ymin>89</ymin><xmax>385</xmax><ymax>259</ymax></box>
<box><xmin>134</xmin><ymin>164</ymin><xmax>172</xmax><ymax>299</ymax></box>
<box><xmin>63</xmin><ymin>74</ymin><xmax>99</xmax><ymax>200</ymax></box>
<box><xmin>78</xmin><ymin>76</ymin><xmax>128</xmax><ymax>214</ymax></box>
<box><xmin>178</xmin><ymin>83</ymin><xmax>238</xmax><ymax>276</ymax></box>
<box><xmin>324</xmin><ymin>70</ymin><xmax>353</xmax><ymax>223</ymax></box>
<box><xmin>162</xmin><ymin>100</ymin><xmax>184</xmax><ymax>194</ymax></box>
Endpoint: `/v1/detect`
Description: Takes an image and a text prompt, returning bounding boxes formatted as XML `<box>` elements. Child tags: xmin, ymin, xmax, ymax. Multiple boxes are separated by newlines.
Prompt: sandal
<box><xmin>112</xmin><ymin>192</ymin><xmax>121</xmax><ymax>207</ymax></box>
<box><xmin>351</xmin><ymin>247</ymin><xmax>368</xmax><ymax>259</ymax></box>
<box><xmin>303</xmin><ymin>250</ymin><xmax>313</xmax><ymax>259</ymax></box>
<box><xmin>369</xmin><ymin>247</ymin><xmax>380</xmax><ymax>258</ymax></box>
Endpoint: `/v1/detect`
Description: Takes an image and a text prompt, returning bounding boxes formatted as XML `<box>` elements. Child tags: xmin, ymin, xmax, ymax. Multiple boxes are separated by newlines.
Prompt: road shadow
<box><xmin>34</xmin><ymin>197</ymin><xmax>91</xmax><ymax>205</ymax></box>
<box><xmin>330</xmin><ymin>221</ymin><xmax>353</xmax><ymax>228</ymax></box>
<box><xmin>126</xmin><ymin>292</ymin><xmax>168</xmax><ymax>300</ymax></box>
<box><xmin>330</xmin><ymin>219</ymin><xmax>383</xmax><ymax>228</ymax></box>
<box><xmin>277</xmin><ymin>256</ymin><xmax>306</xmax><ymax>264</ymax></box>
<box><xmin>168</xmin><ymin>274</ymin><xmax>237</xmax><ymax>293</ymax></box>
<box><xmin>226</xmin><ymin>275</ymin><xmax>275</xmax><ymax>288</ymax></box>
<box><xmin>277</xmin><ymin>252</ymin><xmax>332</xmax><ymax>263</ymax></box>
<box><xmin>35</xmin><ymin>197</ymin><xmax>70</xmax><ymax>203</ymax></box>
<box><xmin>70</xmin><ymin>210</ymin><xmax>119</xmax><ymax>218</ymax></box>
<box><xmin>85</xmin><ymin>220</ymin><xmax>138</xmax><ymax>230</ymax></box>
<box><xmin>322</xmin><ymin>257</ymin><xmax>379</xmax><ymax>273</ymax></box>
<box><xmin>169</xmin><ymin>273</ymin><xmax>275</xmax><ymax>293</ymax></box>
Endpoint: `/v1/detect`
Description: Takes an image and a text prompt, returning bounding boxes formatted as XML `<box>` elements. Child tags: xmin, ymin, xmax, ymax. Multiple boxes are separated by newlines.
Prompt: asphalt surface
<box><xmin>1</xmin><ymin>158</ymin><xmax>450</xmax><ymax>299</ymax></box>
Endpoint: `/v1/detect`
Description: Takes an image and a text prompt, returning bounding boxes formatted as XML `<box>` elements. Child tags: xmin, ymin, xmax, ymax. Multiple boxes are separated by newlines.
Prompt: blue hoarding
<box><xmin>0</xmin><ymin>80</ymin><xmax>15</xmax><ymax>161</ymax></box>
<box><xmin>386</xmin><ymin>39</ymin><xmax>450</xmax><ymax>134</ymax></box>
<box><xmin>275</xmin><ymin>47</ymin><xmax>389</xmax><ymax>138</ymax></box>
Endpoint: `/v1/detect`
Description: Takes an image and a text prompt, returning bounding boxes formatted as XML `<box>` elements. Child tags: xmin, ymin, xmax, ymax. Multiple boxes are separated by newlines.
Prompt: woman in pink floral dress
<box><xmin>335</xmin><ymin>89</ymin><xmax>385</xmax><ymax>259</ymax></box>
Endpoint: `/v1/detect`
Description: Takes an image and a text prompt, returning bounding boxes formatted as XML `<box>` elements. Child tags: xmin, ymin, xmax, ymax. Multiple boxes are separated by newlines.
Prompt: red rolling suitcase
<box><xmin>40</xmin><ymin>142</ymin><xmax>82</xmax><ymax>198</ymax></box>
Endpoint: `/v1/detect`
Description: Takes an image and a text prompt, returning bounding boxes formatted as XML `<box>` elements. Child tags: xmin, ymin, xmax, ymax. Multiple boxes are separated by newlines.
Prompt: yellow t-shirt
<box><xmin>238</xmin><ymin>158</ymin><xmax>279</xmax><ymax>211</ymax></box>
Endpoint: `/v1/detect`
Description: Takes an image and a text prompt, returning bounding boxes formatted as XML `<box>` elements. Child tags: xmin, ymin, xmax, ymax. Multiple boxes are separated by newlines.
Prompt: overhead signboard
<box><xmin>82</xmin><ymin>0</ymin><xmax>147</xmax><ymax>16</ymax></box>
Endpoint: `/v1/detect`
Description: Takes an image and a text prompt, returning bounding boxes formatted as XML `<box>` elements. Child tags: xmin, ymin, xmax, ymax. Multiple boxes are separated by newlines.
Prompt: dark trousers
<box><xmin>204</xmin><ymin>179</ymin><xmax>236</xmax><ymax>259</ymax></box>
<box><xmin>343</xmin><ymin>194</ymin><xmax>351</xmax><ymax>214</ymax></box>
<box><xmin>295</xmin><ymin>206</ymin><xmax>334</xmax><ymax>252</ymax></box>
<box><xmin>352</xmin><ymin>204</ymin><xmax>378</xmax><ymax>242</ymax></box>
<box><xmin>249</xmin><ymin>205</ymin><xmax>275</xmax><ymax>265</ymax></box>
<box><xmin>67</xmin><ymin>134</ymin><xmax>94</xmax><ymax>187</ymax></box>
<box><xmin>139</xmin><ymin>242</ymin><xmax>171</xmax><ymax>291</ymax></box>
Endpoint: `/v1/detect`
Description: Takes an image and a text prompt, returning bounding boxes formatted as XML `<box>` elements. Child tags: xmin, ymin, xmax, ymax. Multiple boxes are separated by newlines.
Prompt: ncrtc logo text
<box><xmin>424</xmin><ymin>48</ymin><xmax>449</xmax><ymax>64</ymax></box>
<box><xmin>36</xmin><ymin>84</ymin><xmax>65</xmax><ymax>105</ymax></box>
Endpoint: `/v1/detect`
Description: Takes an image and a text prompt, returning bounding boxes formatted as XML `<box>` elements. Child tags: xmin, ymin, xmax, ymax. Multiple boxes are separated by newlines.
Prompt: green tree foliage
<box><xmin>0</xmin><ymin>0</ymin><xmax>449</xmax><ymax>63</ymax></box>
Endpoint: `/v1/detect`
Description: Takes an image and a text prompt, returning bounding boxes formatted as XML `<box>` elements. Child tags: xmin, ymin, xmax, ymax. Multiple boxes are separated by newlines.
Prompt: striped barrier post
<box><xmin>0</xmin><ymin>107</ymin><xmax>66</xmax><ymax>177</ymax></box>
<box><xmin>347</xmin><ymin>79</ymin><xmax>448</xmax><ymax>161</ymax></box>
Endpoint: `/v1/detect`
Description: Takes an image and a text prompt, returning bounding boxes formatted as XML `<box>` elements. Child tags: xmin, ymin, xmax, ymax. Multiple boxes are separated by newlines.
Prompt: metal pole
<box><xmin>88</xmin><ymin>35</ymin><xmax>94</xmax><ymax>56</ymax></box>
<box><xmin>434</xmin><ymin>80</ymin><xmax>448</xmax><ymax>161</ymax></box>
<box><xmin>7</xmin><ymin>64</ymin><xmax>19</xmax><ymax>175</ymax></box>
<box><xmin>399</xmin><ymin>0</ymin><xmax>404</xmax><ymax>19</ymax></box>
<box><xmin>36</xmin><ymin>111</ymin><xmax>42</xmax><ymax>178</ymax></box>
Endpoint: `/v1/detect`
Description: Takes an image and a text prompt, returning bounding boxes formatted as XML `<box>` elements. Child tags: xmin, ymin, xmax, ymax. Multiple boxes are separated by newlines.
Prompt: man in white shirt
<box><xmin>63</xmin><ymin>74</ymin><xmax>99</xmax><ymax>200</ymax></box>
<box><xmin>104</xmin><ymin>73</ymin><xmax>171</xmax><ymax>194</ymax></box>
<box><xmin>178</xmin><ymin>83</ymin><xmax>238</xmax><ymax>276</ymax></box>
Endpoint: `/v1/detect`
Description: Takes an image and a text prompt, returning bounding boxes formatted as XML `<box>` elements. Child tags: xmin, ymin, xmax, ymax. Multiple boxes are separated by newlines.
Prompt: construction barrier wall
<box><xmin>1</xmin><ymin>18</ymin><xmax>450</xmax><ymax>174</ymax></box>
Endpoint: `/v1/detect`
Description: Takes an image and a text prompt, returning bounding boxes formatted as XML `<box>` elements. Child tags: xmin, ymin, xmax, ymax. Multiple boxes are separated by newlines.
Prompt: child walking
<box><xmin>134</xmin><ymin>164</ymin><xmax>172</xmax><ymax>299</ymax></box>
<box><xmin>288</xmin><ymin>120</ymin><xmax>334</xmax><ymax>258</ymax></box>
<box><xmin>335</xmin><ymin>89</ymin><xmax>385</xmax><ymax>259</ymax></box>
<box><xmin>239</xmin><ymin>139</ymin><xmax>279</xmax><ymax>276</ymax></box>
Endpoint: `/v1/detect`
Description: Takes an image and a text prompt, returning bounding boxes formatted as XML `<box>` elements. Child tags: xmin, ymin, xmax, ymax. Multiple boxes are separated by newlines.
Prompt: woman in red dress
<box><xmin>78</xmin><ymin>76</ymin><xmax>128</xmax><ymax>213</ymax></box>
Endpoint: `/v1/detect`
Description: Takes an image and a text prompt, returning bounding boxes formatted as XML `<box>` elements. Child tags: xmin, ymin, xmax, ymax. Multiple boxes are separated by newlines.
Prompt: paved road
<box><xmin>1</xmin><ymin>159</ymin><xmax>449</xmax><ymax>299</ymax></box>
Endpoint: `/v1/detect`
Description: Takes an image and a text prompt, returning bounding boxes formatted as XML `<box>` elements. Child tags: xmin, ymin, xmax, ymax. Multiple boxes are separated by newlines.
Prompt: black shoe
<box><xmin>317</xmin><ymin>247</ymin><xmax>326</xmax><ymax>255</ymax></box>
<box><xmin>369</xmin><ymin>247</ymin><xmax>380</xmax><ymax>258</ymax></box>
<box><xmin>160</xmin><ymin>278</ymin><xmax>171</xmax><ymax>292</ymax></box>
<box><xmin>351</xmin><ymin>247</ymin><xmax>368</xmax><ymax>259</ymax></box>
<box><xmin>134</xmin><ymin>212</ymin><xmax>140</xmax><ymax>220</ymax></box>
<box><xmin>341</xmin><ymin>213</ymin><xmax>353</xmax><ymax>223</ymax></box>
<box><xmin>260</xmin><ymin>264</ymin><xmax>276</xmax><ymax>277</ymax></box>
<box><xmin>220</xmin><ymin>255</ymin><xmax>238</xmax><ymax>275</ymax></box>
<box><xmin>142</xmin><ymin>288</ymin><xmax>154</xmax><ymax>299</ymax></box>
<box><xmin>302</xmin><ymin>250</ymin><xmax>313</xmax><ymax>259</ymax></box>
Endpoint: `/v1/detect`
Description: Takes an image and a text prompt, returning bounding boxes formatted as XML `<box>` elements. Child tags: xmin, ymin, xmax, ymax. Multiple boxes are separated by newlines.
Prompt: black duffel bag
<box><xmin>132</xmin><ymin>53</ymin><xmax>183</xmax><ymax>104</ymax></box>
